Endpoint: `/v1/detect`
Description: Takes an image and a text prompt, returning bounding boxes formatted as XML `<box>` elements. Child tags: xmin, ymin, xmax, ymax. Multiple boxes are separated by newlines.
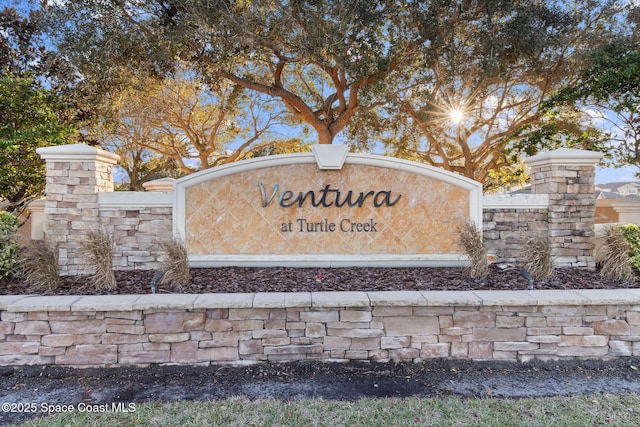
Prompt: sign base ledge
<box><xmin>188</xmin><ymin>254</ymin><xmax>470</xmax><ymax>268</ymax></box>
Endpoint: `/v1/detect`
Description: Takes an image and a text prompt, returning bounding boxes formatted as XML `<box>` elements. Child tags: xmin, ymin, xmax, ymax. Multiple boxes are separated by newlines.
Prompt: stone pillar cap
<box><xmin>142</xmin><ymin>177</ymin><xmax>175</xmax><ymax>192</ymax></box>
<box><xmin>524</xmin><ymin>148</ymin><xmax>603</xmax><ymax>168</ymax></box>
<box><xmin>36</xmin><ymin>144</ymin><xmax>120</xmax><ymax>165</ymax></box>
<box><xmin>27</xmin><ymin>198</ymin><xmax>46</xmax><ymax>212</ymax></box>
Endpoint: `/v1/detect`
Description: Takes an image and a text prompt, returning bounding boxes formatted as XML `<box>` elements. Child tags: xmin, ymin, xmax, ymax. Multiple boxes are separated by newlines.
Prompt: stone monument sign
<box><xmin>174</xmin><ymin>146</ymin><xmax>482</xmax><ymax>267</ymax></box>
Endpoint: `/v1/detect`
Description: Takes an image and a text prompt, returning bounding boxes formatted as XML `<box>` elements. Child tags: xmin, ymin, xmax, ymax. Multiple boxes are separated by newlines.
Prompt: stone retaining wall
<box><xmin>2</xmin><ymin>290</ymin><xmax>640</xmax><ymax>367</ymax></box>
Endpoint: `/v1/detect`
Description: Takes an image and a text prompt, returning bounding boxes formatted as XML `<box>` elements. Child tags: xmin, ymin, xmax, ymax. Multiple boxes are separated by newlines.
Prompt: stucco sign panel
<box><xmin>174</xmin><ymin>152</ymin><xmax>482</xmax><ymax>267</ymax></box>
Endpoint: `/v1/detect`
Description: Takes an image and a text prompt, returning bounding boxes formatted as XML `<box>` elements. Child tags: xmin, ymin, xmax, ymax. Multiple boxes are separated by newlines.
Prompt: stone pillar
<box><xmin>37</xmin><ymin>144</ymin><xmax>120</xmax><ymax>275</ymax></box>
<box><xmin>524</xmin><ymin>148</ymin><xmax>604</xmax><ymax>268</ymax></box>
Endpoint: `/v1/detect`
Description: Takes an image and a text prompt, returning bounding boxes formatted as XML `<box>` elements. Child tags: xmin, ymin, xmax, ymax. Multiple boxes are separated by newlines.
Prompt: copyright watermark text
<box><xmin>1</xmin><ymin>402</ymin><xmax>136</xmax><ymax>414</ymax></box>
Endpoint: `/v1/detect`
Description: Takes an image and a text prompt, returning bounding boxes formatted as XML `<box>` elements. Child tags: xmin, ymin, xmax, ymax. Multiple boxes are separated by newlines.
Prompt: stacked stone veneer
<box><xmin>36</xmin><ymin>145</ymin><xmax>174</xmax><ymax>274</ymax></box>
<box><xmin>525</xmin><ymin>149</ymin><xmax>603</xmax><ymax>268</ymax></box>
<box><xmin>36</xmin><ymin>145</ymin><xmax>119</xmax><ymax>275</ymax></box>
<box><xmin>2</xmin><ymin>290</ymin><xmax>640</xmax><ymax>366</ymax></box>
<box><xmin>33</xmin><ymin>145</ymin><xmax>604</xmax><ymax>272</ymax></box>
<box><xmin>483</xmin><ymin>149</ymin><xmax>603</xmax><ymax>267</ymax></box>
<box><xmin>483</xmin><ymin>196</ymin><xmax>550</xmax><ymax>263</ymax></box>
<box><xmin>97</xmin><ymin>194</ymin><xmax>172</xmax><ymax>272</ymax></box>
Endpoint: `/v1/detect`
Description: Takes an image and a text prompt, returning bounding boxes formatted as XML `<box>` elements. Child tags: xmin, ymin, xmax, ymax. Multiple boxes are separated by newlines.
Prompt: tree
<box><xmin>45</xmin><ymin>0</ymin><xmax>626</xmax><ymax>185</ymax></box>
<box><xmin>0</xmin><ymin>7</ymin><xmax>76</xmax><ymax>214</ymax></box>
<box><xmin>45</xmin><ymin>0</ymin><xmax>428</xmax><ymax>146</ymax></box>
<box><xmin>1</xmin><ymin>5</ymin><xmax>50</xmax><ymax>76</ymax></box>
<box><xmin>102</xmin><ymin>132</ymin><xmax>181</xmax><ymax>192</ymax></box>
<box><xmin>349</xmin><ymin>0</ymin><xmax>620</xmax><ymax>183</ymax></box>
<box><xmin>552</xmin><ymin>39</ymin><xmax>640</xmax><ymax>174</ymax></box>
<box><xmin>244</xmin><ymin>138</ymin><xmax>312</xmax><ymax>159</ymax></box>
<box><xmin>0</xmin><ymin>74</ymin><xmax>75</xmax><ymax>212</ymax></box>
<box><xmin>96</xmin><ymin>67</ymin><xmax>297</xmax><ymax>183</ymax></box>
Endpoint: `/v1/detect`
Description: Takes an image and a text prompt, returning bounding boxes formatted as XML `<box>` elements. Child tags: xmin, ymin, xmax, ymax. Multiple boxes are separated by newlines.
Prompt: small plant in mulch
<box><xmin>19</xmin><ymin>240</ymin><xmax>60</xmax><ymax>292</ymax></box>
<box><xmin>595</xmin><ymin>225</ymin><xmax>633</xmax><ymax>282</ymax></box>
<box><xmin>81</xmin><ymin>230</ymin><xmax>117</xmax><ymax>291</ymax></box>
<box><xmin>456</xmin><ymin>221</ymin><xmax>489</xmax><ymax>281</ymax></box>
<box><xmin>158</xmin><ymin>237</ymin><xmax>190</xmax><ymax>290</ymax></box>
<box><xmin>522</xmin><ymin>237</ymin><xmax>555</xmax><ymax>281</ymax></box>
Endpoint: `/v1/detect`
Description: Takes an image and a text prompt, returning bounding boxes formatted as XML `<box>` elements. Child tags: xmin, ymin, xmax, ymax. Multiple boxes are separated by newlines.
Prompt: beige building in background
<box><xmin>594</xmin><ymin>181</ymin><xmax>640</xmax><ymax>225</ymax></box>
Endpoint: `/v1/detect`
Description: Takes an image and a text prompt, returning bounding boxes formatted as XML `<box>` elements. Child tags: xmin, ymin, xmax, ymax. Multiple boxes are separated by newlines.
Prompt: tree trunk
<box><xmin>316</xmin><ymin>128</ymin><xmax>335</xmax><ymax>145</ymax></box>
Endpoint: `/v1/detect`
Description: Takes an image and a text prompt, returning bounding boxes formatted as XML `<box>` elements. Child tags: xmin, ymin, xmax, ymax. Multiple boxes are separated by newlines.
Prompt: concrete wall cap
<box><xmin>36</xmin><ymin>144</ymin><xmax>120</xmax><ymax>165</ymax></box>
<box><xmin>611</xmin><ymin>198</ymin><xmax>640</xmax><ymax>212</ymax></box>
<box><xmin>524</xmin><ymin>148</ymin><xmax>604</xmax><ymax>168</ymax></box>
<box><xmin>5</xmin><ymin>290</ymin><xmax>640</xmax><ymax>312</ymax></box>
<box><xmin>142</xmin><ymin>178</ymin><xmax>176</xmax><ymax>192</ymax></box>
<box><xmin>98</xmin><ymin>191</ymin><xmax>172</xmax><ymax>209</ymax></box>
<box><xmin>483</xmin><ymin>193</ymin><xmax>549</xmax><ymax>209</ymax></box>
<box><xmin>27</xmin><ymin>198</ymin><xmax>46</xmax><ymax>212</ymax></box>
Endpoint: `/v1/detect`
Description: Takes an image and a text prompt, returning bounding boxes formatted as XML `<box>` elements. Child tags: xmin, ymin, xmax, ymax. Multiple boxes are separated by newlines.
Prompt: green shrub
<box><xmin>0</xmin><ymin>211</ymin><xmax>19</xmax><ymax>279</ymax></box>
<box><xmin>618</xmin><ymin>224</ymin><xmax>640</xmax><ymax>271</ymax></box>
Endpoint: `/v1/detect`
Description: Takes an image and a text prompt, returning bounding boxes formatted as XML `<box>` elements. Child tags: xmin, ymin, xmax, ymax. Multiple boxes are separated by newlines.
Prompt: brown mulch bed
<box><xmin>1</xmin><ymin>265</ymin><xmax>638</xmax><ymax>295</ymax></box>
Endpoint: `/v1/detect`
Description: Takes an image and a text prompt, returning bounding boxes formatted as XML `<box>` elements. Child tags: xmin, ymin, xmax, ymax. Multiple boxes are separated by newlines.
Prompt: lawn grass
<box><xmin>9</xmin><ymin>394</ymin><xmax>640</xmax><ymax>427</ymax></box>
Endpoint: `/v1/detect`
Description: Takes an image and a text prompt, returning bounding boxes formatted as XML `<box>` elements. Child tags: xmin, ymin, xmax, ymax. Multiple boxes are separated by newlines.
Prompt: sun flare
<box><xmin>450</xmin><ymin>109</ymin><xmax>464</xmax><ymax>124</ymax></box>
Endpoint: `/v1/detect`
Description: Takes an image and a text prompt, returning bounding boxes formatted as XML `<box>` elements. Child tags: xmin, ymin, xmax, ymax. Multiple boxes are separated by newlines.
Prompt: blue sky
<box><xmin>596</xmin><ymin>164</ymin><xmax>638</xmax><ymax>184</ymax></box>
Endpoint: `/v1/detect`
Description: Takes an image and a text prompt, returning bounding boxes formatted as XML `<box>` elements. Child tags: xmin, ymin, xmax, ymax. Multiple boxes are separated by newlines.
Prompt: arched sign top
<box><xmin>174</xmin><ymin>150</ymin><xmax>482</xmax><ymax>268</ymax></box>
<box><xmin>176</xmin><ymin>152</ymin><xmax>481</xmax><ymax>193</ymax></box>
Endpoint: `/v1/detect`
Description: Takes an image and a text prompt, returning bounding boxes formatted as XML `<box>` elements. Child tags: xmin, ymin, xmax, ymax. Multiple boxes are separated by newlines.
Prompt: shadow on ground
<box><xmin>2</xmin><ymin>358</ymin><xmax>640</xmax><ymax>425</ymax></box>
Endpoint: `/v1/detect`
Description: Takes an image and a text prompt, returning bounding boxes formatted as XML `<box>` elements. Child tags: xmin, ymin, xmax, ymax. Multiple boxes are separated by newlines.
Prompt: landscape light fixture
<box><xmin>520</xmin><ymin>267</ymin><xmax>534</xmax><ymax>290</ymax></box>
<box><xmin>150</xmin><ymin>270</ymin><xmax>164</xmax><ymax>294</ymax></box>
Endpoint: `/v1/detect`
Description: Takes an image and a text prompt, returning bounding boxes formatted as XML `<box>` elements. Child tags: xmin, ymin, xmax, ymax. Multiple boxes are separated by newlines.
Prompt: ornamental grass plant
<box><xmin>158</xmin><ymin>237</ymin><xmax>190</xmax><ymax>290</ymax></box>
<box><xmin>456</xmin><ymin>221</ymin><xmax>489</xmax><ymax>280</ymax></box>
<box><xmin>81</xmin><ymin>230</ymin><xmax>117</xmax><ymax>291</ymax></box>
<box><xmin>20</xmin><ymin>240</ymin><xmax>60</xmax><ymax>292</ymax></box>
<box><xmin>522</xmin><ymin>237</ymin><xmax>555</xmax><ymax>281</ymax></box>
<box><xmin>595</xmin><ymin>225</ymin><xmax>633</xmax><ymax>282</ymax></box>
